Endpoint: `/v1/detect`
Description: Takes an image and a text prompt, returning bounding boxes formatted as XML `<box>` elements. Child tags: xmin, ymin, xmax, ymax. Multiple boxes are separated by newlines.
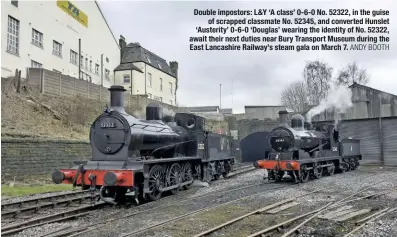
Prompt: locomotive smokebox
<box><xmin>278</xmin><ymin>110</ymin><xmax>289</xmax><ymax>127</ymax></box>
<box><xmin>108</xmin><ymin>85</ymin><xmax>126</xmax><ymax>113</ymax></box>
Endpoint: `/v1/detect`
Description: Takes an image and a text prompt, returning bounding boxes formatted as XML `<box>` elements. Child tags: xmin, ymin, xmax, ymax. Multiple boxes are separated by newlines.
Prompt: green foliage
<box><xmin>2</xmin><ymin>184</ymin><xmax>72</xmax><ymax>197</ymax></box>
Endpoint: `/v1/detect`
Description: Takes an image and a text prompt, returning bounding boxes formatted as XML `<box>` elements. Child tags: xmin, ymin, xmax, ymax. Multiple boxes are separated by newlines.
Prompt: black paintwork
<box><xmin>267</xmin><ymin>112</ymin><xmax>362</xmax><ymax>162</ymax></box>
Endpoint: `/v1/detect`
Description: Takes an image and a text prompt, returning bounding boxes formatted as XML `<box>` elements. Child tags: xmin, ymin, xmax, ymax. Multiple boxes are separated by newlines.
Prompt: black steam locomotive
<box><xmin>254</xmin><ymin>110</ymin><xmax>362</xmax><ymax>183</ymax></box>
<box><xmin>52</xmin><ymin>86</ymin><xmax>235</xmax><ymax>204</ymax></box>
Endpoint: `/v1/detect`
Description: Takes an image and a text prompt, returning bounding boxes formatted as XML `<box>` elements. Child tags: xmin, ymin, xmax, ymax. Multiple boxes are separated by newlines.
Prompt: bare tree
<box><xmin>303</xmin><ymin>60</ymin><xmax>333</xmax><ymax>105</ymax></box>
<box><xmin>335</xmin><ymin>61</ymin><xmax>369</xmax><ymax>86</ymax></box>
<box><xmin>281</xmin><ymin>80</ymin><xmax>308</xmax><ymax>112</ymax></box>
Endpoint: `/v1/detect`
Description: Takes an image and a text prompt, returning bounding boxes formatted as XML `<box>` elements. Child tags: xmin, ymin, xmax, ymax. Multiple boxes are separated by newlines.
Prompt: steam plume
<box><xmin>306</xmin><ymin>84</ymin><xmax>354</xmax><ymax>124</ymax></box>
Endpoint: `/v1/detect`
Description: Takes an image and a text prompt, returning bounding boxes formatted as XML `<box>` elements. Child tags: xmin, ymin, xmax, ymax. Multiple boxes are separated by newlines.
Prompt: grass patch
<box><xmin>2</xmin><ymin>184</ymin><xmax>72</xmax><ymax>197</ymax></box>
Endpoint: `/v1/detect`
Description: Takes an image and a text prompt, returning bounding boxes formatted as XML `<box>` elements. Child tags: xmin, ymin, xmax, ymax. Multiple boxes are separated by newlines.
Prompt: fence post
<box><xmin>379</xmin><ymin>117</ymin><xmax>384</xmax><ymax>165</ymax></box>
<box><xmin>40</xmin><ymin>69</ymin><xmax>45</xmax><ymax>94</ymax></box>
<box><xmin>99</xmin><ymin>85</ymin><xmax>102</xmax><ymax>101</ymax></box>
<box><xmin>16</xmin><ymin>70</ymin><xmax>21</xmax><ymax>93</ymax></box>
<box><xmin>59</xmin><ymin>73</ymin><xmax>62</xmax><ymax>96</ymax></box>
<box><xmin>74</xmin><ymin>75</ymin><xmax>76</xmax><ymax>97</ymax></box>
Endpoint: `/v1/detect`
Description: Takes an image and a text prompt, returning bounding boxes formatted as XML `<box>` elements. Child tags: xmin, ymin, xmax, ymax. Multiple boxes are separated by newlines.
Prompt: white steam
<box><xmin>306</xmin><ymin>84</ymin><xmax>354</xmax><ymax>124</ymax></box>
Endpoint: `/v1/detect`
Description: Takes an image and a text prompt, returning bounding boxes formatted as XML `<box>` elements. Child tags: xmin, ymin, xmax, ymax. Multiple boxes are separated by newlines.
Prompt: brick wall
<box><xmin>1</xmin><ymin>138</ymin><xmax>91</xmax><ymax>180</ymax></box>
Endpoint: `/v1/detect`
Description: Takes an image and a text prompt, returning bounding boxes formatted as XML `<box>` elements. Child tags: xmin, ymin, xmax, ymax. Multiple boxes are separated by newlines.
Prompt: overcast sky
<box><xmin>99</xmin><ymin>0</ymin><xmax>396</xmax><ymax>113</ymax></box>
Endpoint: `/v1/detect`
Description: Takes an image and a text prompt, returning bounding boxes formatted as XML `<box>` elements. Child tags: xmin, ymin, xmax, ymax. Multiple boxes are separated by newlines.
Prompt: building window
<box><xmin>89</xmin><ymin>60</ymin><xmax>92</xmax><ymax>71</ymax></box>
<box><xmin>95</xmin><ymin>64</ymin><xmax>99</xmax><ymax>74</ymax></box>
<box><xmin>85</xmin><ymin>58</ymin><xmax>88</xmax><ymax>69</ymax></box>
<box><xmin>159</xmin><ymin>78</ymin><xmax>163</xmax><ymax>91</ymax></box>
<box><xmin>160</xmin><ymin>97</ymin><xmax>163</xmax><ymax>102</ymax></box>
<box><xmin>106</xmin><ymin>57</ymin><xmax>109</xmax><ymax>63</ymax></box>
<box><xmin>147</xmin><ymin>93</ymin><xmax>152</xmax><ymax>99</ymax></box>
<box><xmin>70</xmin><ymin>50</ymin><xmax>78</xmax><ymax>65</ymax></box>
<box><xmin>170</xmin><ymin>100</ymin><xmax>173</xmax><ymax>105</ymax></box>
<box><xmin>105</xmin><ymin>69</ymin><xmax>110</xmax><ymax>80</ymax></box>
<box><xmin>88</xmin><ymin>75</ymin><xmax>92</xmax><ymax>82</ymax></box>
<box><xmin>53</xmin><ymin>40</ymin><xmax>62</xmax><ymax>58</ymax></box>
<box><xmin>32</xmin><ymin>29</ymin><xmax>43</xmax><ymax>48</ymax></box>
<box><xmin>11</xmin><ymin>1</ymin><xmax>18</xmax><ymax>7</ymax></box>
<box><xmin>7</xmin><ymin>16</ymin><xmax>19</xmax><ymax>55</ymax></box>
<box><xmin>169</xmin><ymin>82</ymin><xmax>172</xmax><ymax>94</ymax></box>
<box><xmin>123</xmin><ymin>75</ymin><xmax>130</xmax><ymax>83</ymax></box>
<box><xmin>147</xmin><ymin>73</ymin><xmax>152</xmax><ymax>87</ymax></box>
<box><xmin>31</xmin><ymin>60</ymin><xmax>42</xmax><ymax>68</ymax></box>
<box><xmin>53</xmin><ymin>69</ymin><xmax>61</xmax><ymax>73</ymax></box>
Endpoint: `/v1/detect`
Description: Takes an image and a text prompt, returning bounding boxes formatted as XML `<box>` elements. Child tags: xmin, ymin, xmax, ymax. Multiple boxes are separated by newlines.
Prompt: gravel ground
<box><xmin>6</xmin><ymin>165</ymin><xmax>397</xmax><ymax>237</ymax></box>
<box><xmin>8</xmin><ymin>168</ymin><xmax>268</xmax><ymax>237</ymax></box>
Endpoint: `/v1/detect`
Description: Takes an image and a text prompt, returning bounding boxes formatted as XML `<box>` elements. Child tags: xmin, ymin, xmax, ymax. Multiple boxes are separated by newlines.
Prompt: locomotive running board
<box><xmin>158</xmin><ymin>180</ymin><xmax>194</xmax><ymax>192</ymax></box>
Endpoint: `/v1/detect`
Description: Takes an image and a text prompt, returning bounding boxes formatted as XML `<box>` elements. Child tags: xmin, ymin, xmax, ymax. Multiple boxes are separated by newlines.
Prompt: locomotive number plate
<box><xmin>198</xmin><ymin>143</ymin><xmax>204</xmax><ymax>150</ymax></box>
<box><xmin>100</xmin><ymin>122</ymin><xmax>116</xmax><ymax>128</ymax></box>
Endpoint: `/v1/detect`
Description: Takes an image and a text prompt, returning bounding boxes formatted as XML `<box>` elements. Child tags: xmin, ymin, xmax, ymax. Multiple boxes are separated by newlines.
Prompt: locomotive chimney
<box><xmin>146</xmin><ymin>102</ymin><xmax>163</xmax><ymax>120</ymax></box>
<box><xmin>278</xmin><ymin>110</ymin><xmax>289</xmax><ymax>127</ymax></box>
<box><xmin>108</xmin><ymin>85</ymin><xmax>126</xmax><ymax>113</ymax></box>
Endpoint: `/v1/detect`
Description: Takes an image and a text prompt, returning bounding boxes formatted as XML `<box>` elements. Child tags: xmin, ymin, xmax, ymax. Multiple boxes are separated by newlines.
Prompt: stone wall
<box><xmin>1</xmin><ymin>138</ymin><xmax>91</xmax><ymax>180</ymax></box>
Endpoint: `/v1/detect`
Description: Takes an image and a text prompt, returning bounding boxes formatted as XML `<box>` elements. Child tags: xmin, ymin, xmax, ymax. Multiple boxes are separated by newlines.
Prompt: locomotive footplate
<box><xmin>255</xmin><ymin>156</ymin><xmax>342</xmax><ymax>171</ymax></box>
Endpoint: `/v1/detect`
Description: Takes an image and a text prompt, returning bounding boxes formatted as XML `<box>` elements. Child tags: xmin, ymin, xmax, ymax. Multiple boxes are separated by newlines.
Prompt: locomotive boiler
<box><xmin>254</xmin><ymin>110</ymin><xmax>362</xmax><ymax>183</ymax></box>
<box><xmin>52</xmin><ymin>86</ymin><xmax>235</xmax><ymax>204</ymax></box>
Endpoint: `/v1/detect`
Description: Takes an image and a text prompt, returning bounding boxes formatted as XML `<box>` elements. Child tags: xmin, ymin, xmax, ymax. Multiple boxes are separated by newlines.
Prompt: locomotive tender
<box><xmin>52</xmin><ymin>86</ymin><xmax>235</xmax><ymax>204</ymax></box>
<box><xmin>254</xmin><ymin>110</ymin><xmax>362</xmax><ymax>183</ymax></box>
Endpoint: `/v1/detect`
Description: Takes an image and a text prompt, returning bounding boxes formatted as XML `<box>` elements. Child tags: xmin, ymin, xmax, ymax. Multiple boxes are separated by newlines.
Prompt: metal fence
<box><xmin>26</xmin><ymin>68</ymin><xmax>178</xmax><ymax>113</ymax></box>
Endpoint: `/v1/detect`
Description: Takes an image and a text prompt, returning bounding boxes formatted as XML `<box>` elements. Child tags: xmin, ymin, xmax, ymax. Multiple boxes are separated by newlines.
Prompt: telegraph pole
<box><xmin>231</xmin><ymin>78</ymin><xmax>234</xmax><ymax>113</ymax></box>
<box><xmin>219</xmin><ymin>83</ymin><xmax>222</xmax><ymax>110</ymax></box>
<box><xmin>78</xmin><ymin>38</ymin><xmax>81</xmax><ymax>79</ymax></box>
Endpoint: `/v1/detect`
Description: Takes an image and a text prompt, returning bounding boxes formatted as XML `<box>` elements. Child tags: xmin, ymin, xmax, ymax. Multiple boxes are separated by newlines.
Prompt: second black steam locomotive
<box><xmin>254</xmin><ymin>110</ymin><xmax>362</xmax><ymax>183</ymax></box>
<box><xmin>52</xmin><ymin>86</ymin><xmax>235</xmax><ymax>204</ymax></box>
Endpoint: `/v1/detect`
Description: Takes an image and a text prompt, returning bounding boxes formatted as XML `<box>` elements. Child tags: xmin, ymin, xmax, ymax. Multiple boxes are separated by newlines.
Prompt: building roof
<box><xmin>220</xmin><ymin>108</ymin><xmax>232</xmax><ymax>114</ymax></box>
<box><xmin>114</xmin><ymin>63</ymin><xmax>143</xmax><ymax>73</ymax></box>
<box><xmin>120</xmin><ymin>43</ymin><xmax>177</xmax><ymax>78</ymax></box>
<box><xmin>181</xmin><ymin>106</ymin><xmax>219</xmax><ymax>113</ymax></box>
<box><xmin>245</xmin><ymin>105</ymin><xmax>286</xmax><ymax>108</ymax></box>
<box><xmin>349</xmin><ymin>82</ymin><xmax>397</xmax><ymax>98</ymax></box>
<box><xmin>94</xmin><ymin>1</ymin><xmax>120</xmax><ymax>49</ymax></box>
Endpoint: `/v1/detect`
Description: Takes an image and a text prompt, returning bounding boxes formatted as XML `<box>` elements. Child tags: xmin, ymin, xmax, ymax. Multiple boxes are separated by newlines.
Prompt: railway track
<box><xmin>0</xmin><ymin>164</ymin><xmax>260</xmax><ymax>237</ymax></box>
<box><xmin>39</xmin><ymin>183</ymin><xmax>290</xmax><ymax>237</ymax></box>
<box><xmin>69</xmin><ymin>178</ymin><xmax>391</xmax><ymax>237</ymax></box>
<box><xmin>188</xmin><ymin>184</ymin><xmax>396</xmax><ymax>237</ymax></box>
<box><xmin>226</xmin><ymin>164</ymin><xmax>256</xmax><ymax>178</ymax></box>
<box><xmin>1</xmin><ymin>190</ymin><xmax>98</xmax><ymax>221</ymax></box>
<box><xmin>1</xmin><ymin>202</ymin><xmax>107</xmax><ymax>236</ymax></box>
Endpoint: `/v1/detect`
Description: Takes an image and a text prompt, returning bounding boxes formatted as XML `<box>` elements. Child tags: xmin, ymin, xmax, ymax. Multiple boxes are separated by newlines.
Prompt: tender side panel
<box><xmin>340</xmin><ymin>139</ymin><xmax>362</xmax><ymax>159</ymax></box>
<box><xmin>206</xmin><ymin>132</ymin><xmax>235</xmax><ymax>161</ymax></box>
<box><xmin>59</xmin><ymin>169</ymin><xmax>134</xmax><ymax>187</ymax></box>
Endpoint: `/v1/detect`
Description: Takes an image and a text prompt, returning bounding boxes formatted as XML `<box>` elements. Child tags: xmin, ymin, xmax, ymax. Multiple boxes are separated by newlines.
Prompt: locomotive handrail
<box><xmin>150</xmin><ymin>140</ymin><xmax>195</xmax><ymax>156</ymax></box>
<box><xmin>130</xmin><ymin>123</ymin><xmax>174</xmax><ymax>132</ymax></box>
<box><xmin>308</xmin><ymin>142</ymin><xmax>328</xmax><ymax>153</ymax></box>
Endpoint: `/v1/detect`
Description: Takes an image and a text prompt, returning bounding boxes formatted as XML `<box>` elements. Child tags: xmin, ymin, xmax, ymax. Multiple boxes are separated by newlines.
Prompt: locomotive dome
<box><xmin>291</xmin><ymin>114</ymin><xmax>305</xmax><ymax>129</ymax></box>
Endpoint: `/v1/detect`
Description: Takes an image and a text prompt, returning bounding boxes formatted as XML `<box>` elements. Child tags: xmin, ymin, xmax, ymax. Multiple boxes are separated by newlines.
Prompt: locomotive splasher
<box><xmin>52</xmin><ymin>85</ymin><xmax>235</xmax><ymax>204</ymax></box>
